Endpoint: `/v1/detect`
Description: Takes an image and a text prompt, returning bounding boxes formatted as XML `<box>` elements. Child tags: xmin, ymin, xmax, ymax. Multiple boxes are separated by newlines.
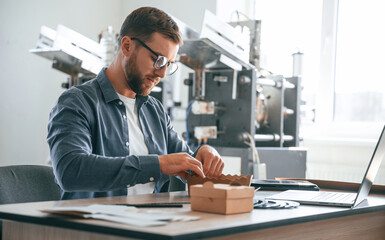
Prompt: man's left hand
<box><xmin>195</xmin><ymin>145</ymin><xmax>224</xmax><ymax>178</ymax></box>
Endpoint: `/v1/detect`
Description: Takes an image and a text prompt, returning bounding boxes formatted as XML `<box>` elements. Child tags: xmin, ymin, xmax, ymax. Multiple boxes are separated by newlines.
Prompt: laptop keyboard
<box><xmin>310</xmin><ymin>192</ymin><xmax>356</xmax><ymax>203</ymax></box>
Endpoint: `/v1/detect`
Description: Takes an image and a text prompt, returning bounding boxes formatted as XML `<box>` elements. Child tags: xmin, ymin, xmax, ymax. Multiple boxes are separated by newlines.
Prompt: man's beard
<box><xmin>124</xmin><ymin>53</ymin><xmax>147</xmax><ymax>95</ymax></box>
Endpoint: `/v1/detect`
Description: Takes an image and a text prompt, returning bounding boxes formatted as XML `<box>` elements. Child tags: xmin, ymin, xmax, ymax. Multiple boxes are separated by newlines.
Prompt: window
<box><xmin>334</xmin><ymin>0</ymin><xmax>385</xmax><ymax>122</ymax></box>
<box><xmin>253</xmin><ymin>0</ymin><xmax>385</xmax><ymax>134</ymax></box>
<box><xmin>254</xmin><ymin>0</ymin><xmax>322</xmax><ymax>123</ymax></box>
<box><xmin>216</xmin><ymin>0</ymin><xmax>385</xmax><ymax>184</ymax></box>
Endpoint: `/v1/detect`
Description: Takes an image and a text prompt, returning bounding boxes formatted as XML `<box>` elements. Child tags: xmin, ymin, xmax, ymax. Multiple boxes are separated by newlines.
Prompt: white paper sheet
<box><xmin>41</xmin><ymin>204</ymin><xmax>199</xmax><ymax>227</ymax></box>
<box><xmin>83</xmin><ymin>213</ymin><xmax>168</xmax><ymax>227</ymax></box>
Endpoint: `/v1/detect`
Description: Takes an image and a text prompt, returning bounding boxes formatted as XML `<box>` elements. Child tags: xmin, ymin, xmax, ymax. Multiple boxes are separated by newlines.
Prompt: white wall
<box><xmin>122</xmin><ymin>0</ymin><xmax>217</xmax><ymax>32</ymax></box>
<box><xmin>0</xmin><ymin>0</ymin><xmax>123</xmax><ymax>166</ymax></box>
<box><xmin>301</xmin><ymin>123</ymin><xmax>385</xmax><ymax>185</ymax></box>
<box><xmin>303</xmin><ymin>137</ymin><xmax>385</xmax><ymax>185</ymax></box>
<box><xmin>216</xmin><ymin>0</ymin><xmax>254</xmax><ymax>22</ymax></box>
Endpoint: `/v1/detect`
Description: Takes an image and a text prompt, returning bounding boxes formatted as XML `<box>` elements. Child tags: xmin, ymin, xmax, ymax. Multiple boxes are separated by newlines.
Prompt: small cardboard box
<box><xmin>190</xmin><ymin>182</ymin><xmax>254</xmax><ymax>215</ymax></box>
<box><xmin>186</xmin><ymin>174</ymin><xmax>252</xmax><ymax>194</ymax></box>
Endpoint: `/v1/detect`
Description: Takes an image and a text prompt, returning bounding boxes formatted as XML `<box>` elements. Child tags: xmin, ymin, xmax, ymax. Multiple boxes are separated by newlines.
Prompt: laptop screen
<box><xmin>353</xmin><ymin>126</ymin><xmax>385</xmax><ymax>208</ymax></box>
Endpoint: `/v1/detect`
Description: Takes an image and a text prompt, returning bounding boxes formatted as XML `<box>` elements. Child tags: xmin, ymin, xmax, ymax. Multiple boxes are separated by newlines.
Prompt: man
<box><xmin>47</xmin><ymin>7</ymin><xmax>224</xmax><ymax>200</ymax></box>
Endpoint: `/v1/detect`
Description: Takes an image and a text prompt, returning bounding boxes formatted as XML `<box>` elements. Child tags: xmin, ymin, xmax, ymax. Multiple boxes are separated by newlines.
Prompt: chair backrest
<box><xmin>0</xmin><ymin>165</ymin><xmax>61</xmax><ymax>204</ymax></box>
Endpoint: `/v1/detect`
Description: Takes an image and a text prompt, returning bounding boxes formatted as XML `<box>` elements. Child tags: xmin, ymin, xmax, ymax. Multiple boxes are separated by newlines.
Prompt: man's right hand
<box><xmin>158</xmin><ymin>153</ymin><xmax>205</xmax><ymax>179</ymax></box>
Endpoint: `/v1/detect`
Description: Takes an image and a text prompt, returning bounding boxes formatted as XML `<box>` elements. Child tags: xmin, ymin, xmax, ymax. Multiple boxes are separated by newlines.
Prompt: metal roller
<box><xmin>252</xmin><ymin>134</ymin><xmax>294</xmax><ymax>142</ymax></box>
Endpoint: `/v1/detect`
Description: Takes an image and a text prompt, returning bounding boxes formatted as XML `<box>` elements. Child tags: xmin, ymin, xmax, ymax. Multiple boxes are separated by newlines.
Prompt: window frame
<box><xmin>314</xmin><ymin>0</ymin><xmax>383</xmax><ymax>140</ymax></box>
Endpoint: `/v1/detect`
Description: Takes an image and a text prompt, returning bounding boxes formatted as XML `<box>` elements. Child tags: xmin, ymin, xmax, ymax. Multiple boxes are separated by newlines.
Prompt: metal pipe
<box><xmin>254</xmin><ymin>134</ymin><xmax>280</xmax><ymax>142</ymax></box>
<box><xmin>232</xmin><ymin>70</ymin><xmax>238</xmax><ymax>100</ymax></box>
<box><xmin>283</xmin><ymin>80</ymin><xmax>295</xmax><ymax>89</ymax></box>
<box><xmin>256</xmin><ymin>78</ymin><xmax>276</xmax><ymax>87</ymax></box>
<box><xmin>292</xmin><ymin>52</ymin><xmax>304</xmax><ymax>77</ymax></box>
<box><xmin>283</xmin><ymin>135</ymin><xmax>294</xmax><ymax>141</ymax></box>
<box><xmin>253</xmin><ymin>134</ymin><xmax>294</xmax><ymax>142</ymax></box>
<box><xmin>256</xmin><ymin>78</ymin><xmax>295</xmax><ymax>89</ymax></box>
<box><xmin>284</xmin><ymin>107</ymin><xmax>295</xmax><ymax>116</ymax></box>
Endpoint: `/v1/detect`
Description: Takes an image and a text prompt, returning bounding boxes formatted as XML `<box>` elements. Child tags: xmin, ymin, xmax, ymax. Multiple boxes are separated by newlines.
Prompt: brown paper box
<box><xmin>186</xmin><ymin>174</ymin><xmax>252</xmax><ymax>194</ymax></box>
<box><xmin>190</xmin><ymin>182</ymin><xmax>254</xmax><ymax>215</ymax></box>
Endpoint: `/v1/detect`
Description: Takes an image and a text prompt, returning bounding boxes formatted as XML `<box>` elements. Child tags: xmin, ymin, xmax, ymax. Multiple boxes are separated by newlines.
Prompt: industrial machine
<box><xmin>29</xmin><ymin>25</ymin><xmax>110</xmax><ymax>88</ymax></box>
<box><xmin>29</xmin><ymin>24</ymin><xmax>169</xmax><ymax>105</ymax></box>
<box><xmin>176</xmin><ymin>10</ymin><xmax>306</xmax><ymax>178</ymax></box>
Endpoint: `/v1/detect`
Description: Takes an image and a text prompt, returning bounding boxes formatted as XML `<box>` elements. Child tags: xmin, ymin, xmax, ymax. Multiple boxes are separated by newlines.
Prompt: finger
<box><xmin>188</xmin><ymin>156</ymin><xmax>204</xmax><ymax>169</ymax></box>
<box><xmin>206</xmin><ymin>158</ymin><xmax>219</xmax><ymax>177</ymax></box>
<box><xmin>215</xmin><ymin>160</ymin><xmax>224</xmax><ymax>177</ymax></box>
<box><xmin>213</xmin><ymin>158</ymin><xmax>222</xmax><ymax>176</ymax></box>
<box><xmin>190</xmin><ymin>164</ymin><xmax>205</xmax><ymax>178</ymax></box>
<box><xmin>202</xmin><ymin>156</ymin><xmax>213</xmax><ymax>175</ymax></box>
<box><xmin>180</xmin><ymin>156</ymin><xmax>205</xmax><ymax>177</ymax></box>
<box><xmin>196</xmin><ymin>146</ymin><xmax>213</xmax><ymax>174</ymax></box>
<box><xmin>183</xmin><ymin>154</ymin><xmax>206</xmax><ymax>177</ymax></box>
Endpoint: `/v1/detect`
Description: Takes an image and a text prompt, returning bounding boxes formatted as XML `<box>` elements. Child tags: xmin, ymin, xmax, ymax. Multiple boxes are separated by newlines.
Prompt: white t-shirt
<box><xmin>117</xmin><ymin>93</ymin><xmax>155</xmax><ymax>195</ymax></box>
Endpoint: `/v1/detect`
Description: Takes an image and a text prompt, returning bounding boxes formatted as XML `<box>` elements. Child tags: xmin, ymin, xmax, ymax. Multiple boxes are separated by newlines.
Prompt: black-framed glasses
<box><xmin>131</xmin><ymin>37</ymin><xmax>178</xmax><ymax>76</ymax></box>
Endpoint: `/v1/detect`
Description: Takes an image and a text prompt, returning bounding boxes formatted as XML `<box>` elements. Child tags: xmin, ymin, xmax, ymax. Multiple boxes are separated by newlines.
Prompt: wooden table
<box><xmin>1</xmin><ymin>191</ymin><xmax>385</xmax><ymax>240</ymax></box>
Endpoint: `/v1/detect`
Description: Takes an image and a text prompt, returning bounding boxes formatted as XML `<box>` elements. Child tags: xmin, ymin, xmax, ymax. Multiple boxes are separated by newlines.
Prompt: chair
<box><xmin>0</xmin><ymin>165</ymin><xmax>61</xmax><ymax>204</ymax></box>
<box><xmin>0</xmin><ymin>165</ymin><xmax>61</xmax><ymax>239</ymax></box>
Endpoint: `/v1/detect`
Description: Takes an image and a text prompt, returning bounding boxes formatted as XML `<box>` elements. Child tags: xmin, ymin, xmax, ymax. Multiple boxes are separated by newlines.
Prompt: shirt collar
<box><xmin>96</xmin><ymin>67</ymin><xmax>120</xmax><ymax>103</ymax></box>
<box><xmin>96</xmin><ymin>67</ymin><xmax>150</xmax><ymax>105</ymax></box>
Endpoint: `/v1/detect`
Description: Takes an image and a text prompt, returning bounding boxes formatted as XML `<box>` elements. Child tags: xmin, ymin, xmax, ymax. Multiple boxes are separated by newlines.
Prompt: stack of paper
<box><xmin>41</xmin><ymin>204</ymin><xmax>199</xmax><ymax>227</ymax></box>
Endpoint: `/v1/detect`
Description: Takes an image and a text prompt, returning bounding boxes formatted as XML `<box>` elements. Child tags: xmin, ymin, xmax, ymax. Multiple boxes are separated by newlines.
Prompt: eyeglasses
<box><xmin>131</xmin><ymin>37</ymin><xmax>179</xmax><ymax>76</ymax></box>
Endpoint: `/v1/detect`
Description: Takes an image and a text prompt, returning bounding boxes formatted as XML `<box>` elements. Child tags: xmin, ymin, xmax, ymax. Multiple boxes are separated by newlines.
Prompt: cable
<box><xmin>243</xmin><ymin>132</ymin><xmax>261</xmax><ymax>165</ymax></box>
<box><xmin>230</xmin><ymin>10</ymin><xmax>251</xmax><ymax>22</ymax></box>
<box><xmin>236</xmin><ymin>10</ymin><xmax>251</xmax><ymax>20</ymax></box>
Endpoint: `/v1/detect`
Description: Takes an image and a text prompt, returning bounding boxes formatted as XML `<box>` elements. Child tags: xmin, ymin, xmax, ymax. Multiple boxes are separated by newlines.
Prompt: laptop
<box><xmin>251</xmin><ymin>179</ymin><xmax>320</xmax><ymax>191</ymax></box>
<box><xmin>266</xmin><ymin>126</ymin><xmax>385</xmax><ymax>208</ymax></box>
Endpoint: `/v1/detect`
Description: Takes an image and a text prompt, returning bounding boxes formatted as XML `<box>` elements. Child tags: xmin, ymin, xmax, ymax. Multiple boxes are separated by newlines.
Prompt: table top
<box><xmin>1</xmin><ymin>191</ymin><xmax>385</xmax><ymax>240</ymax></box>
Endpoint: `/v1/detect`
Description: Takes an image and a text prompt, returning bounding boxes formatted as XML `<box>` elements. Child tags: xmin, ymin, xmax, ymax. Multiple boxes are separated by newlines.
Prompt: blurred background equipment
<box><xmin>178</xmin><ymin>10</ymin><xmax>306</xmax><ymax>179</ymax></box>
<box><xmin>30</xmin><ymin>24</ymin><xmax>172</xmax><ymax>107</ymax></box>
<box><xmin>30</xmin><ymin>24</ymin><xmax>116</xmax><ymax>88</ymax></box>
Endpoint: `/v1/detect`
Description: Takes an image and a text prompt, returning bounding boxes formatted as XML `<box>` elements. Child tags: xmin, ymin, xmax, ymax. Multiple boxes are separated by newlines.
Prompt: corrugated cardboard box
<box><xmin>190</xmin><ymin>182</ymin><xmax>254</xmax><ymax>214</ymax></box>
<box><xmin>186</xmin><ymin>174</ymin><xmax>252</xmax><ymax>194</ymax></box>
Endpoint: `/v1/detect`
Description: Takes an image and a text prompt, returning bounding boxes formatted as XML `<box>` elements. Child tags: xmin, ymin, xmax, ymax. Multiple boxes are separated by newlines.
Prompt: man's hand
<box><xmin>195</xmin><ymin>145</ymin><xmax>224</xmax><ymax>178</ymax></box>
<box><xmin>158</xmin><ymin>153</ymin><xmax>205</xmax><ymax>179</ymax></box>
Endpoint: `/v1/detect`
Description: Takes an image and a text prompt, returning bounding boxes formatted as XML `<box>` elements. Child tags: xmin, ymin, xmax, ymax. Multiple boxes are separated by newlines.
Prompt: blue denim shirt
<box><xmin>47</xmin><ymin>68</ymin><xmax>192</xmax><ymax>200</ymax></box>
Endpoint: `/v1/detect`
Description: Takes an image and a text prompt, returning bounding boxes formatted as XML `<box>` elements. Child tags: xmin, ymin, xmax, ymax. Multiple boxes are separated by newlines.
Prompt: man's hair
<box><xmin>118</xmin><ymin>7</ymin><xmax>182</xmax><ymax>48</ymax></box>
